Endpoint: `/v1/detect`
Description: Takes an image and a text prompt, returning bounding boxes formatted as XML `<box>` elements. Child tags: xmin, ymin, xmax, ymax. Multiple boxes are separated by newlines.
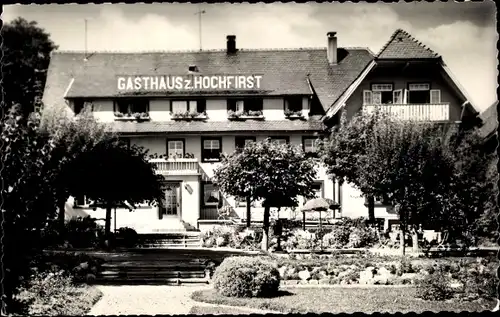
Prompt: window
<box><xmin>227</xmin><ymin>98</ymin><xmax>263</xmax><ymax>112</ymax></box>
<box><xmin>114</xmin><ymin>99</ymin><xmax>149</xmax><ymax>114</ymax></box>
<box><xmin>303</xmin><ymin>137</ymin><xmax>319</xmax><ymax>153</ymax></box>
<box><xmin>171</xmin><ymin>99</ymin><xmax>206</xmax><ymax>114</ymax></box>
<box><xmin>408</xmin><ymin>83</ymin><xmax>431</xmax><ymax>104</ymax></box>
<box><xmin>167</xmin><ymin>139</ymin><xmax>185</xmax><ymax>158</ymax></box>
<box><xmin>284</xmin><ymin>96</ymin><xmax>303</xmax><ymax>112</ymax></box>
<box><xmin>73</xmin><ymin>100</ymin><xmax>92</xmax><ymax>115</ymax></box>
<box><xmin>235</xmin><ymin>136</ymin><xmax>256</xmax><ymax>150</ymax></box>
<box><xmin>74</xmin><ymin>195</ymin><xmax>90</xmax><ymax>207</ymax></box>
<box><xmin>270</xmin><ymin>137</ymin><xmax>289</xmax><ymax>145</ymax></box>
<box><xmin>202</xmin><ymin>138</ymin><xmax>222</xmax><ymax>162</ymax></box>
<box><xmin>371</xmin><ymin>83</ymin><xmax>393</xmax><ymax>104</ymax></box>
<box><xmin>312</xmin><ymin>182</ymin><xmax>323</xmax><ymax>198</ymax></box>
<box><xmin>203</xmin><ymin>182</ymin><xmax>221</xmax><ymax>207</ymax></box>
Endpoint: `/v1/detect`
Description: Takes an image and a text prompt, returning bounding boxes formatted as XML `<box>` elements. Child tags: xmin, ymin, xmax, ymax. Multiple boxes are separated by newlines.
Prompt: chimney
<box><xmin>227</xmin><ymin>35</ymin><xmax>237</xmax><ymax>54</ymax></box>
<box><xmin>327</xmin><ymin>32</ymin><xmax>337</xmax><ymax>65</ymax></box>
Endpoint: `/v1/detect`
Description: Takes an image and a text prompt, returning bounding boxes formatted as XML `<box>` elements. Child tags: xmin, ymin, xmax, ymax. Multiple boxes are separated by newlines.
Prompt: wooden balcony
<box><xmin>150</xmin><ymin>158</ymin><xmax>200</xmax><ymax>176</ymax></box>
<box><xmin>363</xmin><ymin>103</ymin><xmax>450</xmax><ymax>121</ymax></box>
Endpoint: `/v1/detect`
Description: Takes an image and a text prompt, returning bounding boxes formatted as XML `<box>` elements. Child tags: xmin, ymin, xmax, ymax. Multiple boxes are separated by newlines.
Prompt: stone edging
<box><xmin>280</xmin><ymin>281</ymin><xmax>414</xmax><ymax>288</ymax></box>
<box><xmin>192</xmin><ymin>301</ymin><xmax>284</xmax><ymax>314</ymax></box>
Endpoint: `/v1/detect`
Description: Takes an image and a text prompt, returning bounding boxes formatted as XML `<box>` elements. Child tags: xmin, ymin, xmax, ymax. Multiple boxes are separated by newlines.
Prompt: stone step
<box><xmin>102</xmin><ymin>262</ymin><xmax>205</xmax><ymax>271</ymax></box>
<box><xmin>98</xmin><ymin>271</ymin><xmax>206</xmax><ymax>278</ymax></box>
<box><xmin>92</xmin><ymin>277</ymin><xmax>210</xmax><ymax>285</ymax></box>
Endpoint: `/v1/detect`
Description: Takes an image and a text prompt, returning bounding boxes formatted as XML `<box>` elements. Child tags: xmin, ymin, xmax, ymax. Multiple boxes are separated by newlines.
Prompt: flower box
<box><xmin>171</xmin><ymin>111</ymin><xmax>208</xmax><ymax>121</ymax></box>
<box><xmin>114</xmin><ymin>112</ymin><xmax>150</xmax><ymax>122</ymax></box>
<box><xmin>284</xmin><ymin>110</ymin><xmax>304</xmax><ymax>120</ymax></box>
<box><xmin>227</xmin><ymin>110</ymin><xmax>265</xmax><ymax>121</ymax></box>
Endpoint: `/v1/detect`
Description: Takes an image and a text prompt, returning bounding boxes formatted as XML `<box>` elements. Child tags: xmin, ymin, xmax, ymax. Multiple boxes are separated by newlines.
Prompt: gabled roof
<box><xmin>377</xmin><ymin>29</ymin><xmax>440</xmax><ymax>60</ymax></box>
<box><xmin>478</xmin><ymin>101</ymin><xmax>498</xmax><ymax>139</ymax></box>
<box><xmin>44</xmin><ymin>48</ymin><xmax>373</xmax><ymax>113</ymax></box>
<box><xmin>325</xmin><ymin>29</ymin><xmax>478</xmax><ymax>119</ymax></box>
<box><xmin>111</xmin><ymin>119</ymin><xmax>326</xmax><ymax>134</ymax></box>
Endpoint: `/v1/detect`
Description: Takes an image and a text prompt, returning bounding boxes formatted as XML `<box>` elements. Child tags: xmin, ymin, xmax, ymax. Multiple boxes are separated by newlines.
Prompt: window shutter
<box><xmin>363</xmin><ymin>90</ymin><xmax>373</xmax><ymax>105</ymax></box>
<box><xmin>372</xmin><ymin>92</ymin><xmax>382</xmax><ymax>105</ymax></box>
<box><xmin>430</xmin><ymin>90</ymin><xmax>441</xmax><ymax>104</ymax></box>
<box><xmin>393</xmin><ymin>89</ymin><xmax>402</xmax><ymax>104</ymax></box>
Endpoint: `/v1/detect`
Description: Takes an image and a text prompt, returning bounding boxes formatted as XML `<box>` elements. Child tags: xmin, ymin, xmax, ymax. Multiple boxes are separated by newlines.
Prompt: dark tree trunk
<box><xmin>302</xmin><ymin>211</ymin><xmax>306</xmax><ymax>230</ymax></box>
<box><xmin>400</xmin><ymin>227</ymin><xmax>406</xmax><ymax>256</ymax></box>
<box><xmin>57</xmin><ymin>198</ymin><xmax>66</xmax><ymax>231</ymax></box>
<box><xmin>367</xmin><ymin>196</ymin><xmax>375</xmax><ymax>224</ymax></box>
<box><xmin>246</xmin><ymin>196</ymin><xmax>251</xmax><ymax>228</ymax></box>
<box><xmin>261</xmin><ymin>206</ymin><xmax>270</xmax><ymax>251</ymax></box>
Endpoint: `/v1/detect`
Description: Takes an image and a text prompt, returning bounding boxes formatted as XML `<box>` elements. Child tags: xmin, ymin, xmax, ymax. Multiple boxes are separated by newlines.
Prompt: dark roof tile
<box><xmin>377</xmin><ymin>29</ymin><xmax>440</xmax><ymax>60</ymax></box>
<box><xmin>44</xmin><ymin>48</ymin><xmax>373</xmax><ymax>112</ymax></box>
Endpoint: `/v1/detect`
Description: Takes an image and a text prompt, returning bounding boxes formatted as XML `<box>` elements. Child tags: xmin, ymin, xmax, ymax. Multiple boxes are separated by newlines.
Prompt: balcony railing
<box><xmin>363</xmin><ymin>103</ymin><xmax>450</xmax><ymax>121</ymax></box>
<box><xmin>150</xmin><ymin>158</ymin><xmax>200</xmax><ymax>175</ymax></box>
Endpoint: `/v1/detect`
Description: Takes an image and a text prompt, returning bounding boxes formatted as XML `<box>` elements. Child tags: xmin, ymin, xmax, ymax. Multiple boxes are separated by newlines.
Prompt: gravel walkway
<box><xmin>87</xmin><ymin>285</ymin><xmax>280</xmax><ymax>315</ymax></box>
<box><xmin>88</xmin><ymin>285</ymin><xmax>211</xmax><ymax>315</ymax></box>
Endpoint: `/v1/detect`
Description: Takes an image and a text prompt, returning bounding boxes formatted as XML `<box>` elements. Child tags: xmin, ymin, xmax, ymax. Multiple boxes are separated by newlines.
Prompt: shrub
<box><xmin>415</xmin><ymin>268</ymin><xmax>454</xmax><ymax>301</ymax></box>
<box><xmin>64</xmin><ymin>217</ymin><xmax>104</xmax><ymax>249</ymax></box>
<box><xmin>14</xmin><ymin>271</ymin><xmax>102</xmax><ymax>316</ymax></box>
<box><xmin>213</xmin><ymin>256</ymin><xmax>280</xmax><ymax>298</ymax></box>
<box><xmin>35</xmin><ymin>251</ymin><xmax>105</xmax><ymax>283</ymax></box>
<box><xmin>114</xmin><ymin>227</ymin><xmax>138</xmax><ymax>248</ymax></box>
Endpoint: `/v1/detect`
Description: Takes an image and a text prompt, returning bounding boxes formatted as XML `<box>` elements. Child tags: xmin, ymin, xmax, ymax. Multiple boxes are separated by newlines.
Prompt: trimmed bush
<box><xmin>115</xmin><ymin>227</ymin><xmax>138</xmax><ymax>248</ymax></box>
<box><xmin>213</xmin><ymin>256</ymin><xmax>280</xmax><ymax>298</ymax></box>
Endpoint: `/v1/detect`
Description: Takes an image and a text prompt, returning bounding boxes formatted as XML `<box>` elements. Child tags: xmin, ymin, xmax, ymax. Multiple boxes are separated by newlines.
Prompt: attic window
<box><xmin>188</xmin><ymin>65</ymin><xmax>199</xmax><ymax>72</ymax></box>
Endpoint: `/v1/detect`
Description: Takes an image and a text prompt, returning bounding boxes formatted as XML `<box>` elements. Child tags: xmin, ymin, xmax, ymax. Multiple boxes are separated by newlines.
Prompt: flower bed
<box><xmin>263</xmin><ymin>254</ymin><xmax>497</xmax><ymax>295</ymax></box>
<box><xmin>14</xmin><ymin>270</ymin><xmax>103</xmax><ymax>315</ymax></box>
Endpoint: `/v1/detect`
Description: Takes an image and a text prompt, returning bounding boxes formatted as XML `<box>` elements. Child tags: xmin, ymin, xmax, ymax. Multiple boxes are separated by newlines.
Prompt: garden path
<box><xmin>87</xmin><ymin>285</ymin><xmax>281</xmax><ymax>315</ymax></box>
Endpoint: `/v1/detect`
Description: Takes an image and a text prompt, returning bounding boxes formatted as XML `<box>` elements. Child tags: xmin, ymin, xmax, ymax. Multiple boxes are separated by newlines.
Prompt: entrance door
<box><xmin>160</xmin><ymin>183</ymin><xmax>181</xmax><ymax>218</ymax></box>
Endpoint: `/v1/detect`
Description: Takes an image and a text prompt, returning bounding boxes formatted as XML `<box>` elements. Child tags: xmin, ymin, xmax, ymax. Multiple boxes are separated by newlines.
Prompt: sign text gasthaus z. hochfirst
<box><xmin>117</xmin><ymin>75</ymin><xmax>263</xmax><ymax>91</ymax></box>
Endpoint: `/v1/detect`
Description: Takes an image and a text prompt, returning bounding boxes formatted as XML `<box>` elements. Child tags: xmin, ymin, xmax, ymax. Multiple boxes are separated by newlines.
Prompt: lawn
<box><xmin>189</xmin><ymin>305</ymin><xmax>263</xmax><ymax>315</ymax></box>
<box><xmin>191</xmin><ymin>287</ymin><xmax>495</xmax><ymax>314</ymax></box>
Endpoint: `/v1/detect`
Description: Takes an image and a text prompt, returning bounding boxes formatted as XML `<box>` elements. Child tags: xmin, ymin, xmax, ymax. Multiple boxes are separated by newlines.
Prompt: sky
<box><xmin>3</xmin><ymin>2</ymin><xmax>498</xmax><ymax>112</ymax></box>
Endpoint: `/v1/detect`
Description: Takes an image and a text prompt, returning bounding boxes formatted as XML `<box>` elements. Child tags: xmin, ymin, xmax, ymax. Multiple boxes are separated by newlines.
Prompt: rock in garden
<box><xmin>359</xmin><ymin>269</ymin><xmax>375</xmax><ymax>284</ymax></box>
<box><xmin>319</xmin><ymin>278</ymin><xmax>330</xmax><ymax>285</ymax></box>
<box><xmin>400</xmin><ymin>273</ymin><xmax>418</xmax><ymax>284</ymax></box>
<box><xmin>309</xmin><ymin>279</ymin><xmax>319</xmax><ymax>285</ymax></box>
<box><xmin>317</xmin><ymin>270</ymin><xmax>328</xmax><ymax>279</ymax></box>
<box><xmin>79</xmin><ymin>262</ymin><xmax>89</xmax><ymax>270</ymax></box>
<box><xmin>278</xmin><ymin>266</ymin><xmax>287</xmax><ymax>278</ymax></box>
<box><xmin>299</xmin><ymin>269</ymin><xmax>311</xmax><ymax>281</ymax></box>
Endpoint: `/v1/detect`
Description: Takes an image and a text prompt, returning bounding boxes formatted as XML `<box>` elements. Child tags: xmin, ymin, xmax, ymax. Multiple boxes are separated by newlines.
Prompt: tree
<box><xmin>1</xmin><ymin>18</ymin><xmax>58</xmax><ymax>117</ymax></box>
<box><xmin>41</xmin><ymin>105</ymin><xmax>117</xmax><ymax>233</ymax></box>
<box><xmin>321</xmin><ymin>109</ymin><xmax>495</xmax><ymax>255</ymax></box>
<box><xmin>1</xmin><ymin>106</ymin><xmax>59</xmax><ymax>314</ymax></box>
<box><xmin>65</xmin><ymin>141</ymin><xmax>165</xmax><ymax>238</ymax></box>
<box><xmin>360</xmin><ymin>118</ymin><xmax>454</xmax><ymax>255</ymax></box>
<box><xmin>320</xmin><ymin>110</ymin><xmax>389</xmax><ymax>223</ymax></box>
<box><xmin>213</xmin><ymin>139</ymin><xmax>317</xmax><ymax>251</ymax></box>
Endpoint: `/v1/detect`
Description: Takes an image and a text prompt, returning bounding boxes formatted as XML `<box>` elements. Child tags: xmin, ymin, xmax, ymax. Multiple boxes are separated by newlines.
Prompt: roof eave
<box><xmin>322</xmin><ymin>60</ymin><xmax>377</xmax><ymax>121</ymax></box>
<box><xmin>439</xmin><ymin>61</ymin><xmax>480</xmax><ymax>115</ymax></box>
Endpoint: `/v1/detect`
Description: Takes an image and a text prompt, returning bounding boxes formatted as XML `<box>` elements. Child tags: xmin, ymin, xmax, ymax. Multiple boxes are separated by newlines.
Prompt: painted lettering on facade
<box><xmin>117</xmin><ymin>75</ymin><xmax>263</xmax><ymax>91</ymax></box>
